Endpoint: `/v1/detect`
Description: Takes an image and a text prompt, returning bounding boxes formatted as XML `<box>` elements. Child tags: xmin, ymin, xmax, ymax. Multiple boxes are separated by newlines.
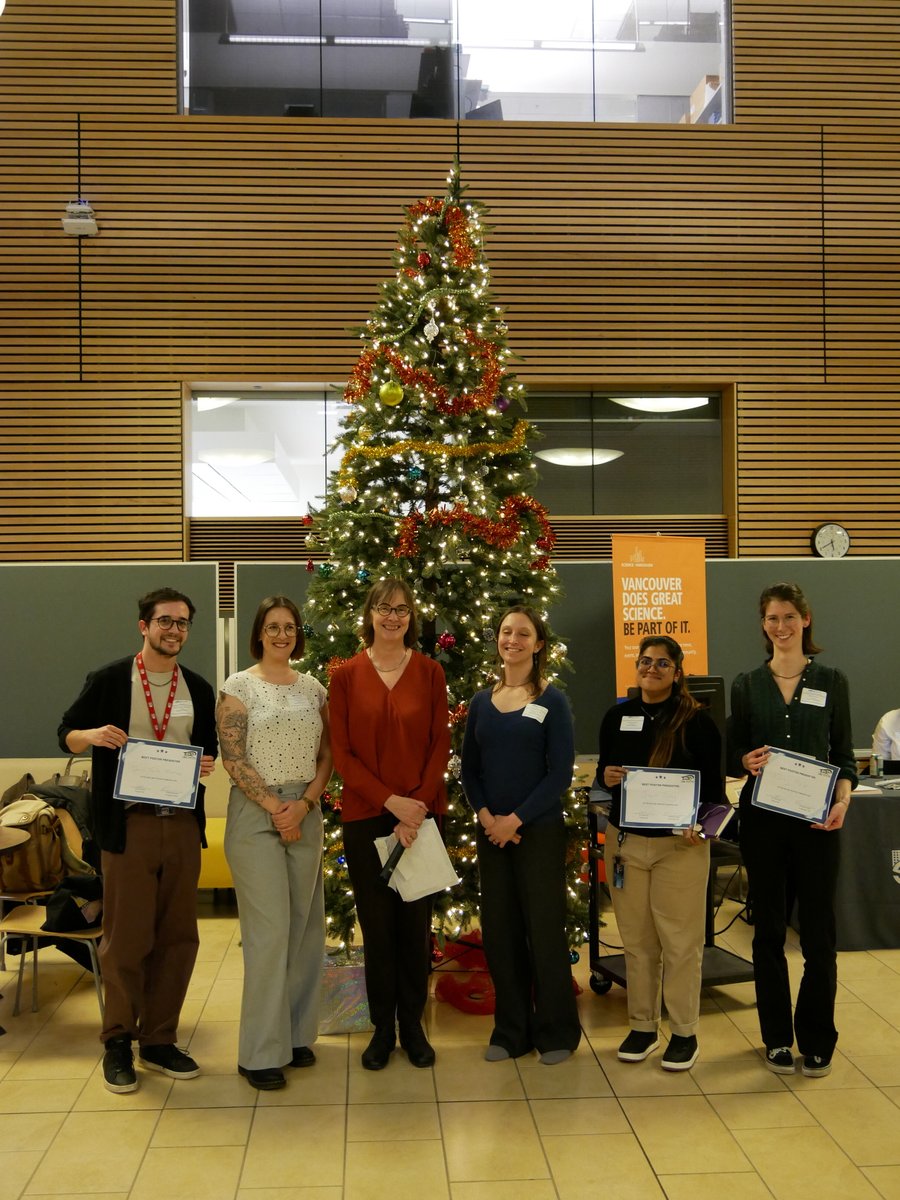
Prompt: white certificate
<box><xmin>113</xmin><ymin>738</ymin><xmax>203</xmax><ymax>809</ymax></box>
<box><xmin>750</xmin><ymin>746</ymin><xmax>838</xmax><ymax>822</ymax></box>
<box><xmin>621</xmin><ymin>766</ymin><xmax>700</xmax><ymax>830</ymax></box>
<box><xmin>374</xmin><ymin>819</ymin><xmax>460</xmax><ymax>903</ymax></box>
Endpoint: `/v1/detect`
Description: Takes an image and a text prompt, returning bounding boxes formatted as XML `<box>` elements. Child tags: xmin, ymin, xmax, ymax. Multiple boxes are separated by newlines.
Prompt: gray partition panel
<box><xmin>234</xmin><ymin>558</ymin><xmax>897</xmax><ymax>758</ymax></box>
<box><xmin>234</xmin><ymin>564</ymin><xmax>312</xmax><ymax>671</ymax></box>
<box><xmin>555</xmin><ymin>559</ymin><xmax>899</xmax><ymax>756</ymax></box>
<box><xmin>0</xmin><ymin>563</ymin><xmax>218</xmax><ymax>759</ymax></box>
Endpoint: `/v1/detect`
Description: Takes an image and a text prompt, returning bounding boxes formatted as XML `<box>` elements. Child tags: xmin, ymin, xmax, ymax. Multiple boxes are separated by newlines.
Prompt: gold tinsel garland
<box><xmin>338</xmin><ymin>420</ymin><xmax>528</xmax><ymax>490</ymax></box>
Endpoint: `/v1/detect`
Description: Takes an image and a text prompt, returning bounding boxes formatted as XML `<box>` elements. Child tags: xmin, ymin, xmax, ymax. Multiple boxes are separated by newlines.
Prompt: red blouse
<box><xmin>329</xmin><ymin>650</ymin><xmax>451</xmax><ymax>822</ymax></box>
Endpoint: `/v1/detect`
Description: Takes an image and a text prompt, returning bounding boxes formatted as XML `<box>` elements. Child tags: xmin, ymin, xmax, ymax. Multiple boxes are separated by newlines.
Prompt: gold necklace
<box><xmin>369</xmin><ymin>648</ymin><xmax>409</xmax><ymax>673</ymax></box>
<box><xmin>769</xmin><ymin>661</ymin><xmax>807</xmax><ymax>680</ymax></box>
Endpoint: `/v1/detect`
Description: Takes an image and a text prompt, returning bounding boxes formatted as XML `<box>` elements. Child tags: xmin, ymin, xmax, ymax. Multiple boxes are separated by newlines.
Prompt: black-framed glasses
<box><xmin>151</xmin><ymin>615</ymin><xmax>191</xmax><ymax>632</ymax></box>
<box><xmin>637</xmin><ymin>656</ymin><xmax>675</xmax><ymax>671</ymax></box>
<box><xmin>264</xmin><ymin>622</ymin><xmax>298</xmax><ymax>637</ymax></box>
<box><xmin>375</xmin><ymin>604</ymin><xmax>411</xmax><ymax>617</ymax></box>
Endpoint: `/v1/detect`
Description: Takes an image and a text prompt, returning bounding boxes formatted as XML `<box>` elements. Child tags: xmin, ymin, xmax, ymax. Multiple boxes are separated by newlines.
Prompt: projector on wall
<box><xmin>61</xmin><ymin>200</ymin><xmax>98</xmax><ymax>236</ymax></box>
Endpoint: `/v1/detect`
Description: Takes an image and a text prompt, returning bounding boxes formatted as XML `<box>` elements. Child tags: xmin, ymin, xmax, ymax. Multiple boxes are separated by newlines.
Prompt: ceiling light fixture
<box><xmin>195</xmin><ymin>395</ymin><xmax>238</xmax><ymax>412</ymax></box>
<box><xmin>198</xmin><ymin>450</ymin><xmax>272</xmax><ymax>466</ymax></box>
<box><xmin>610</xmin><ymin>397</ymin><xmax>709</xmax><ymax>413</ymax></box>
<box><xmin>535</xmin><ymin>447</ymin><xmax>623</xmax><ymax>467</ymax></box>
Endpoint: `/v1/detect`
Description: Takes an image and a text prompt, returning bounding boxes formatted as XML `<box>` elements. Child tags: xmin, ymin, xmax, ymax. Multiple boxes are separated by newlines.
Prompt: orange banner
<box><xmin>611</xmin><ymin>535</ymin><xmax>708</xmax><ymax>697</ymax></box>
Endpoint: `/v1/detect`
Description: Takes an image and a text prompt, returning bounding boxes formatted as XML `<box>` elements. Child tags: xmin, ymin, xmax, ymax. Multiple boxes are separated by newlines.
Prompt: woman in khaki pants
<box><xmin>597</xmin><ymin>635</ymin><xmax>722</xmax><ymax>1071</ymax></box>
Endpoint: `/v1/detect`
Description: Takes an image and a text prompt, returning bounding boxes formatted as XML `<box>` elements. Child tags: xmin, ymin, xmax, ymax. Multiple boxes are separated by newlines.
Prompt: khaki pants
<box><xmin>605</xmin><ymin>824</ymin><xmax>710</xmax><ymax>1036</ymax></box>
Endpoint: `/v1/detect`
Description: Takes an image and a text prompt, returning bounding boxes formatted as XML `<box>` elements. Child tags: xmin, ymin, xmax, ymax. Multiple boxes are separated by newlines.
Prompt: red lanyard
<box><xmin>135</xmin><ymin>653</ymin><xmax>179</xmax><ymax>741</ymax></box>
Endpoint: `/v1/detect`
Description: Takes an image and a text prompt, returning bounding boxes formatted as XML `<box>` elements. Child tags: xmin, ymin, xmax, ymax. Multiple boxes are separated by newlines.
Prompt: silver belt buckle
<box><xmin>156</xmin><ymin>806</ymin><xmax>175</xmax><ymax>818</ymax></box>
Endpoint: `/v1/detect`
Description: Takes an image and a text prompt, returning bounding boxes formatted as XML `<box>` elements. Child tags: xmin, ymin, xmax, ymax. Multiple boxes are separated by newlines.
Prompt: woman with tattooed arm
<box><xmin>216</xmin><ymin>596</ymin><xmax>332</xmax><ymax>1091</ymax></box>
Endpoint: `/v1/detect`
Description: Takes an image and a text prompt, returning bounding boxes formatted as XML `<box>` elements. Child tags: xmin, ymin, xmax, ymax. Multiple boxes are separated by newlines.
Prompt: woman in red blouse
<box><xmin>329</xmin><ymin>578</ymin><xmax>450</xmax><ymax>1071</ymax></box>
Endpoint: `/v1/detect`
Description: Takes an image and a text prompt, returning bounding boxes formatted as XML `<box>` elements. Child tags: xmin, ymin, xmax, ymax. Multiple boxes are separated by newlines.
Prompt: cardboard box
<box><xmin>690</xmin><ymin>74</ymin><xmax>720</xmax><ymax>122</ymax></box>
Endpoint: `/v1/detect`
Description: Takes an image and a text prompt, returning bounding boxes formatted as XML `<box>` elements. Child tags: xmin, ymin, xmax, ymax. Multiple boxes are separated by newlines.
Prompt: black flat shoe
<box><xmin>361</xmin><ymin>1032</ymin><xmax>395</xmax><ymax>1071</ymax></box>
<box><xmin>400</xmin><ymin>1028</ymin><xmax>436</xmax><ymax>1068</ymax></box>
<box><xmin>238</xmin><ymin>1065</ymin><xmax>286</xmax><ymax>1090</ymax></box>
<box><xmin>290</xmin><ymin>1046</ymin><xmax>316</xmax><ymax>1068</ymax></box>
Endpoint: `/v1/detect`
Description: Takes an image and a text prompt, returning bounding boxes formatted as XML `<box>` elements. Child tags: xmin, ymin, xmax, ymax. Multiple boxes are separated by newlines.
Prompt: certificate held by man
<box><xmin>621</xmin><ymin>766</ymin><xmax>700</xmax><ymax>830</ymax></box>
<box><xmin>750</xmin><ymin>746</ymin><xmax>838</xmax><ymax>823</ymax></box>
<box><xmin>113</xmin><ymin>737</ymin><xmax>203</xmax><ymax>809</ymax></box>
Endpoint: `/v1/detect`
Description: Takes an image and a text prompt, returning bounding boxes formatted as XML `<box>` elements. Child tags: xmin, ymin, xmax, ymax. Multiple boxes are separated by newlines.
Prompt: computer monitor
<box><xmin>626</xmin><ymin>673</ymin><xmax>727</xmax><ymax>780</ymax></box>
<box><xmin>685</xmin><ymin>674</ymin><xmax>727</xmax><ymax>780</ymax></box>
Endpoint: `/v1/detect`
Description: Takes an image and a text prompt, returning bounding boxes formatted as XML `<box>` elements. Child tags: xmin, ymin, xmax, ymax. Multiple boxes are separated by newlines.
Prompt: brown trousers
<box><xmin>99</xmin><ymin>808</ymin><xmax>201</xmax><ymax>1045</ymax></box>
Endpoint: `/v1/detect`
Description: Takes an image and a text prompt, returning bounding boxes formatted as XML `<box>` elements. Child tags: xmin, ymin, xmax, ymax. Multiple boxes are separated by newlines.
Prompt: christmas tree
<box><xmin>299</xmin><ymin>167</ymin><xmax>588</xmax><ymax>952</ymax></box>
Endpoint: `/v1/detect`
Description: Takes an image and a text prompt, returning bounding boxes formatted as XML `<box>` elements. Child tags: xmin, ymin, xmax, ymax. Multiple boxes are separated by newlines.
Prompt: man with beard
<box><xmin>59</xmin><ymin>587</ymin><xmax>217</xmax><ymax>1093</ymax></box>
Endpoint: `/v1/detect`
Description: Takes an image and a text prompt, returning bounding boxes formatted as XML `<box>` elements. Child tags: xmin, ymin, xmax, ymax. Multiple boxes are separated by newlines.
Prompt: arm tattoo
<box><xmin>216</xmin><ymin>694</ymin><xmax>273</xmax><ymax>809</ymax></box>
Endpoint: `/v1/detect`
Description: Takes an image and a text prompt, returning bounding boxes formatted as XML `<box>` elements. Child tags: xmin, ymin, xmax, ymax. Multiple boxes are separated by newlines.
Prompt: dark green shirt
<box><xmin>727</xmin><ymin>659</ymin><xmax>857</xmax><ymax>787</ymax></box>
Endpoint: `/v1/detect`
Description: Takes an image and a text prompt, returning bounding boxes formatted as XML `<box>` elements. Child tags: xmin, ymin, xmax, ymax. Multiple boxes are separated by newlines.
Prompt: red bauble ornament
<box><xmin>437</xmin><ymin>631</ymin><xmax>457</xmax><ymax>651</ymax></box>
<box><xmin>417</xmin><ymin>251</ymin><xmax>431</xmax><ymax>268</ymax></box>
<box><xmin>306</xmin><ymin>559</ymin><xmax>315</xmax><ymax>572</ymax></box>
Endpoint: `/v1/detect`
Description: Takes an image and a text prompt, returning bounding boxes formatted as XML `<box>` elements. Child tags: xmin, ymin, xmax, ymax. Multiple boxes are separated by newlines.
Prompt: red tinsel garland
<box><xmin>344</xmin><ymin>331</ymin><xmax>501</xmax><ymax>416</ymax></box>
<box><xmin>405</xmin><ymin>197</ymin><xmax>477</xmax><ymax>269</ymax></box>
<box><xmin>326</xmin><ymin>655</ymin><xmax>351</xmax><ymax>680</ymax></box>
<box><xmin>396</xmin><ymin>495</ymin><xmax>555</xmax><ymax>562</ymax></box>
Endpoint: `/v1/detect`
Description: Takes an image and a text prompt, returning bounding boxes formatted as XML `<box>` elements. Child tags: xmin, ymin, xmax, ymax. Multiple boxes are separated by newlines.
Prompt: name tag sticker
<box><xmin>169</xmin><ymin>700</ymin><xmax>194</xmax><ymax>718</ymax></box>
<box><xmin>523</xmin><ymin>703</ymin><xmax>547</xmax><ymax>723</ymax></box>
<box><xmin>620</xmin><ymin>715</ymin><xmax>645</xmax><ymax>731</ymax></box>
<box><xmin>800</xmin><ymin>688</ymin><xmax>827</xmax><ymax>708</ymax></box>
<box><xmin>285</xmin><ymin>692</ymin><xmax>312</xmax><ymax>712</ymax></box>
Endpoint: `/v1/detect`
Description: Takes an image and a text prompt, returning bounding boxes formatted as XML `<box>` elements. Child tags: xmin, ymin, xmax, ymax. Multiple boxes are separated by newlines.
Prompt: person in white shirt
<box><xmin>872</xmin><ymin>709</ymin><xmax>900</xmax><ymax>763</ymax></box>
<box><xmin>216</xmin><ymin>596</ymin><xmax>332</xmax><ymax>1091</ymax></box>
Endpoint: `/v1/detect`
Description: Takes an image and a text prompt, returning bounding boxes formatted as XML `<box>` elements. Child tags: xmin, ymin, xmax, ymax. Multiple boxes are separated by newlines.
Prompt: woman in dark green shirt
<box><xmin>728</xmin><ymin>582</ymin><xmax>856</xmax><ymax>1081</ymax></box>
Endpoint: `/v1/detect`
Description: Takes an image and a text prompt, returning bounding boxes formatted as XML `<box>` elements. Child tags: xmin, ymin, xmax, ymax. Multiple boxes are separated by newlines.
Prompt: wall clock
<box><xmin>810</xmin><ymin>522</ymin><xmax>850</xmax><ymax>558</ymax></box>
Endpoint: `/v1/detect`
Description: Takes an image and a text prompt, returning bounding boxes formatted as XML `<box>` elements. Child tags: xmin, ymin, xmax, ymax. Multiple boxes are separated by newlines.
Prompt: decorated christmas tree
<box><xmin>298</xmin><ymin>167</ymin><xmax>588</xmax><ymax>952</ymax></box>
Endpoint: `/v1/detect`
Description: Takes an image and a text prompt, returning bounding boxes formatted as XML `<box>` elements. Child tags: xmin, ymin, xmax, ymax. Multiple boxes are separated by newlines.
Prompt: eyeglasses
<box><xmin>375</xmin><ymin>604</ymin><xmax>411</xmax><ymax>618</ymax></box>
<box><xmin>151</xmin><ymin>616</ymin><xmax>191</xmax><ymax>632</ymax></box>
<box><xmin>264</xmin><ymin>623</ymin><xmax>298</xmax><ymax>638</ymax></box>
<box><xmin>637</xmin><ymin>656</ymin><xmax>675</xmax><ymax>671</ymax></box>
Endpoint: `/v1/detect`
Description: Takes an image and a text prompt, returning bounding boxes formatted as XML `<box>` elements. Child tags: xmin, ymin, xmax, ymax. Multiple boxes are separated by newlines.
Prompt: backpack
<box><xmin>0</xmin><ymin>796</ymin><xmax>67</xmax><ymax>893</ymax></box>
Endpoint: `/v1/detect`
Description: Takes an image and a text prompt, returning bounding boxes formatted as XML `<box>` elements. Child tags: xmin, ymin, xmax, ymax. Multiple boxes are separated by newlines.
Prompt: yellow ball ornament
<box><xmin>379</xmin><ymin>380</ymin><xmax>404</xmax><ymax>406</ymax></box>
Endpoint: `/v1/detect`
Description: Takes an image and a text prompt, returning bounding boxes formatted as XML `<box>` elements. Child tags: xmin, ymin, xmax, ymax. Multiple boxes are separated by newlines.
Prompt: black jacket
<box><xmin>58</xmin><ymin>656</ymin><xmax>217</xmax><ymax>853</ymax></box>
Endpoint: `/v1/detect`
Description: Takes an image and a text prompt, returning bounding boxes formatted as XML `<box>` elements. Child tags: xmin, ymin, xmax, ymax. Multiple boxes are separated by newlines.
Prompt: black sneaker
<box><xmin>103</xmin><ymin>1035</ymin><xmax>138</xmax><ymax>1093</ymax></box>
<box><xmin>662</xmin><ymin>1034</ymin><xmax>699</xmax><ymax>1071</ymax></box>
<box><xmin>617</xmin><ymin>1029</ymin><xmax>660</xmax><ymax>1062</ymax></box>
<box><xmin>139</xmin><ymin>1043</ymin><xmax>200</xmax><ymax>1079</ymax></box>
<box><xmin>765</xmin><ymin>1046</ymin><xmax>795</xmax><ymax>1075</ymax></box>
<box><xmin>801</xmin><ymin>1053</ymin><xmax>832</xmax><ymax>1078</ymax></box>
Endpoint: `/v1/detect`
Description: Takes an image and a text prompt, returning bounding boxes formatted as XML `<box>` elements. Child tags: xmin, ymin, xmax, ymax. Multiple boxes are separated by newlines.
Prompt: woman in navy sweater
<box><xmin>461</xmin><ymin>605</ymin><xmax>581</xmax><ymax>1065</ymax></box>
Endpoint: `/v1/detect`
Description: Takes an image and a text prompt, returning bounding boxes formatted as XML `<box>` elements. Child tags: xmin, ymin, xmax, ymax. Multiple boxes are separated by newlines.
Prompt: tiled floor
<box><xmin>2</xmin><ymin>893</ymin><xmax>900</xmax><ymax>1200</ymax></box>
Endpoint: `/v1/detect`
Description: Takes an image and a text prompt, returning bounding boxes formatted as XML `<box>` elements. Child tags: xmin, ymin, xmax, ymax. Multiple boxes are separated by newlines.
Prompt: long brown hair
<box><xmin>758</xmin><ymin>581</ymin><xmax>822</xmax><ymax>656</ymax></box>
<box><xmin>494</xmin><ymin>605</ymin><xmax>547</xmax><ymax>701</ymax></box>
<box><xmin>638</xmin><ymin>635</ymin><xmax>701</xmax><ymax>767</ymax></box>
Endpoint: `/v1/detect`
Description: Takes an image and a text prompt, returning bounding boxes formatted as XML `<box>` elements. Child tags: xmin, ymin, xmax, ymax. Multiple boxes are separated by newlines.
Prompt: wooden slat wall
<box><xmin>0</xmin><ymin>383</ymin><xmax>185</xmax><ymax>561</ymax></box>
<box><xmin>79</xmin><ymin>120</ymin><xmax>459</xmax><ymax>379</ymax></box>
<box><xmin>189</xmin><ymin>516</ymin><xmax>730</xmax><ymax>612</ymax></box>
<box><xmin>0</xmin><ymin>0</ymin><xmax>177</xmax><ymax>116</ymax></box>
<box><xmin>41</xmin><ymin>117</ymin><xmax>825</xmax><ymax>383</ymax></box>
<box><xmin>733</xmin><ymin>2</ymin><xmax>900</xmax><ymax>126</ymax></box>
<box><xmin>2</xmin><ymin>1</ymin><xmax>900</xmax><ymax>567</ymax></box>
<box><xmin>735</xmin><ymin>388</ymin><xmax>900</xmax><ymax>557</ymax></box>
<box><xmin>0</xmin><ymin>117</ymin><xmax>80</xmax><ymax>379</ymax></box>
<box><xmin>459</xmin><ymin>124</ymin><xmax>824</xmax><ymax>381</ymax></box>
